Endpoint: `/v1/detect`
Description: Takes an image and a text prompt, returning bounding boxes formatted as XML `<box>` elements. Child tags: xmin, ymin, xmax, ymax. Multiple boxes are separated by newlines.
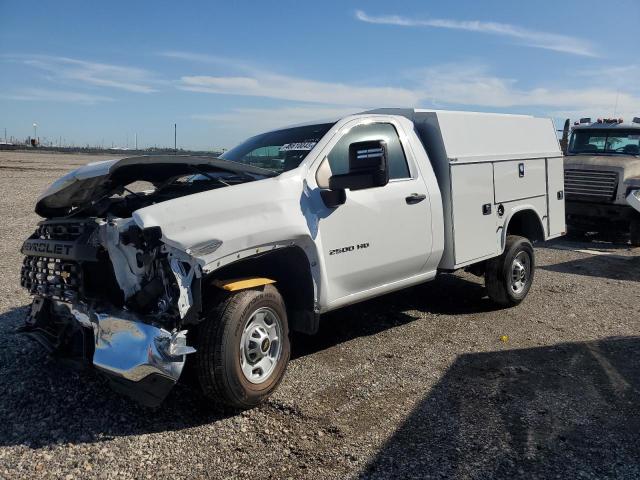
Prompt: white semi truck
<box><xmin>19</xmin><ymin>109</ymin><xmax>565</xmax><ymax>407</ymax></box>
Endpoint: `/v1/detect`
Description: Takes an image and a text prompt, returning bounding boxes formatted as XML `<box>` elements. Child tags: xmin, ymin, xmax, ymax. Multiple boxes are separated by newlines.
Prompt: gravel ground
<box><xmin>0</xmin><ymin>151</ymin><xmax>639</xmax><ymax>479</ymax></box>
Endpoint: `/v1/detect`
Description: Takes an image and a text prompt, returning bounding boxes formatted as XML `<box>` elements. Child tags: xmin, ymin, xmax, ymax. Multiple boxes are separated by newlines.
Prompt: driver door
<box><xmin>314</xmin><ymin>120</ymin><xmax>433</xmax><ymax>303</ymax></box>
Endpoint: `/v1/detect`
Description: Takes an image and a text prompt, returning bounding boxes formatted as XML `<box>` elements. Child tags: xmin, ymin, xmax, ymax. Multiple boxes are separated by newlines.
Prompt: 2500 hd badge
<box><xmin>329</xmin><ymin>242</ymin><xmax>370</xmax><ymax>255</ymax></box>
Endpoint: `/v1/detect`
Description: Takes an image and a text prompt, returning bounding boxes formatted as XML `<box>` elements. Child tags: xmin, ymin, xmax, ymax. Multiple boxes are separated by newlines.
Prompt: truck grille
<box><xmin>21</xmin><ymin>256</ymin><xmax>81</xmax><ymax>302</ymax></box>
<box><xmin>20</xmin><ymin>220</ymin><xmax>96</xmax><ymax>303</ymax></box>
<box><xmin>564</xmin><ymin>169</ymin><xmax>619</xmax><ymax>202</ymax></box>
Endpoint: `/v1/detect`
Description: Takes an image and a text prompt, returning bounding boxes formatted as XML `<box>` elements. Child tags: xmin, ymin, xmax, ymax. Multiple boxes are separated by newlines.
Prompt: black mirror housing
<box><xmin>328</xmin><ymin>140</ymin><xmax>389</xmax><ymax>191</ymax></box>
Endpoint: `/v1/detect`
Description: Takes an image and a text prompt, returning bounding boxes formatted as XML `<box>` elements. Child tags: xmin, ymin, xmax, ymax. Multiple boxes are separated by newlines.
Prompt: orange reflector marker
<box><xmin>213</xmin><ymin>277</ymin><xmax>276</xmax><ymax>292</ymax></box>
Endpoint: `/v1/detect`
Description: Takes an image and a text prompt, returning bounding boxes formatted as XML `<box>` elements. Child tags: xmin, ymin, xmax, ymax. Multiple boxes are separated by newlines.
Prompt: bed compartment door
<box><xmin>450</xmin><ymin>162</ymin><xmax>497</xmax><ymax>264</ymax></box>
<box><xmin>546</xmin><ymin>156</ymin><xmax>566</xmax><ymax>237</ymax></box>
<box><xmin>493</xmin><ymin>159</ymin><xmax>547</xmax><ymax>203</ymax></box>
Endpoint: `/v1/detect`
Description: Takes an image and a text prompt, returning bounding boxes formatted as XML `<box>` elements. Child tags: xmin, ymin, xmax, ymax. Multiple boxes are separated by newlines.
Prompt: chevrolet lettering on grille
<box><xmin>21</xmin><ymin>239</ymin><xmax>75</xmax><ymax>258</ymax></box>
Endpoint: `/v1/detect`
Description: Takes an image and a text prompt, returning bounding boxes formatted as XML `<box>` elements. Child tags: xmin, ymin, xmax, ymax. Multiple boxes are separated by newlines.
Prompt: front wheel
<box><xmin>195</xmin><ymin>284</ymin><xmax>290</xmax><ymax>409</ymax></box>
<box><xmin>485</xmin><ymin>235</ymin><xmax>535</xmax><ymax>306</ymax></box>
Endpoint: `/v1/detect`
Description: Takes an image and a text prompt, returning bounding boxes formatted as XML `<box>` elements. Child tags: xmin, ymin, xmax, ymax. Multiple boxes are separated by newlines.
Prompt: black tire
<box><xmin>630</xmin><ymin>220</ymin><xmax>640</xmax><ymax>247</ymax></box>
<box><xmin>485</xmin><ymin>235</ymin><xmax>535</xmax><ymax>306</ymax></box>
<box><xmin>195</xmin><ymin>284</ymin><xmax>290</xmax><ymax>409</ymax></box>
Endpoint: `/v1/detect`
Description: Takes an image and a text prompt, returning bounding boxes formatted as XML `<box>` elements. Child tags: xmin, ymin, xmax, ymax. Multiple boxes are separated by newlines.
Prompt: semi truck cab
<box><xmin>562</xmin><ymin>117</ymin><xmax>640</xmax><ymax>244</ymax></box>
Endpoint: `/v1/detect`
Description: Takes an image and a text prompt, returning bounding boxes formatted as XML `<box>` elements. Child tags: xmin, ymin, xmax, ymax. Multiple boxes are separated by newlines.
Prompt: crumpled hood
<box><xmin>36</xmin><ymin>159</ymin><xmax>119</xmax><ymax>217</ymax></box>
<box><xmin>564</xmin><ymin>155</ymin><xmax>640</xmax><ymax>183</ymax></box>
<box><xmin>35</xmin><ymin>155</ymin><xmax>274</xmax><ymax>217</ymax></box>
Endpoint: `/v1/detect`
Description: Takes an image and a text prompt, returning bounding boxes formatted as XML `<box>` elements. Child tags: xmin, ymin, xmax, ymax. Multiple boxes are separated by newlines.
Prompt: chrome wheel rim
<box><xmin>510</xmin><ymin>251</ymin><xmax>530</xmax><ymax>295</ymax></box>
<box><xmin>239</xmin><ymin>307</ymin><xmax>283</xmax><ymax>384</ymax></box>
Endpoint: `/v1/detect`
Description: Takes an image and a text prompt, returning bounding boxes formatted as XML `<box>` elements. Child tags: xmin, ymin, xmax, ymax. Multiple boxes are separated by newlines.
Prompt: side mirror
<box><xmin>329</xmin><ymin>140</ymin><xmax>389</xmax><ymax>191</ymax></box>
<box><xmin>560</xmin><ymin>118</ymin><xmax>570</xmax><ymax>155</ymax></box>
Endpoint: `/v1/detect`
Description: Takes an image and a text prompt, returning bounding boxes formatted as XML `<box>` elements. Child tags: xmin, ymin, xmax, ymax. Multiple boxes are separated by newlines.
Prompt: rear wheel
<box><xmin>195</xmin><ymin>284</ymin><xmax>290</xmax><ymax>409</ymax></box>
<box><xmin>485</xmin><ymin>235</ymin><xmax>535</xmax><ymax>306</ymax></box>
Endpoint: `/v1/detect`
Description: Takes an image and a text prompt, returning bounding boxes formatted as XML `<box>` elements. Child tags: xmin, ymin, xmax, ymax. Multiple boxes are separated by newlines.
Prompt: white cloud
<box><xmin>179</xmin><ymin>73</ymin><xmax>420</xmax><ymax>107</ymax></box>
<box><xmin>575</xmin><ymin>65</ymin><xmax>640</xmax><ymax>95</ymax></box>
<box><xmin>191</xmin><ymin>105</ymin><xmax>359</xmax><ymax>148</ymax></box>
<box><xmin>0</xmin><ymin>87</ymin><xmax>114</xmax><ymax>105</ymax></box>
<box><xmin>159</xmin><ymin>50</ymin><xmax>246</xmax><ymax>69</ymax></box>
<box><xmin>193</xmin><ymin>105</ymin><xmax>358</xmax><ymax>131</ymax></box>
<box><xmin>177</xmin><ymin>58</ymin><xmax>640</xmax><ymax>121</ymax></box>
<box><xmin>3</xmin><ymin>54</ymin><xmax>159</xmax><ymax>93</ymax></box>
<box><xmin>415</xmin><ymin>64</ymin><xmax>640</xmax><ymax>118</ymax></box>
<box><xmin>355</xmin><ymin>10</ymin><xmax>597</xmax><ymax>57</ymax></box>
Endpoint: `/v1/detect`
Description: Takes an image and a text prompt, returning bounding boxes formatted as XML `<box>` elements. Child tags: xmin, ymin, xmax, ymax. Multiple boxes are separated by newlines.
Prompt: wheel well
<box><xmin>506</xmin><ymin>209</ymin><xmax>545</xmax><ymax>243</ymax></box>
<box><xmin>202</xmin><ymin>246</ymin><xmax>318</xmax><ymax>334</ymax></box>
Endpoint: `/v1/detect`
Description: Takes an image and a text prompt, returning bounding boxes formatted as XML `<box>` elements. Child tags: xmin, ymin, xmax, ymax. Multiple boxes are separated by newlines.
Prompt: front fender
<box><xmin>131</xmin><ymin>173</ymin><xmax>324</xmax><ymax>290</ymax></box>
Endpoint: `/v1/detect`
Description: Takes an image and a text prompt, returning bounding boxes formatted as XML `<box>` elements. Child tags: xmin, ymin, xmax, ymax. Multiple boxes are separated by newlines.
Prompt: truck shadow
<box><xmin>546</xmin><ymin>236</ymin><xmax>634</xmax><ymax>251</ymax></box>
<box><xmin>293</xmin><ymin>273</ymin><xmax>495</xmax><ymax>359</ymax></box>
<box><xmin>0</xmin><ymin>273</ymin><xmax>494</xmax><ymax>448</ymax></box>
<box><xmin>540</xmin><ymin>252</ymin><xmax>640</xmax><ymax>282</ymax></box>
<box><xmin>0</xmin><ymin>306</ymin><xmax>234</xmax><ymax>449</ymax></box>
<box><xmin>359</xmin><ymin>336</ymin><xmax>640</xmax><ymax>479</ymax></box>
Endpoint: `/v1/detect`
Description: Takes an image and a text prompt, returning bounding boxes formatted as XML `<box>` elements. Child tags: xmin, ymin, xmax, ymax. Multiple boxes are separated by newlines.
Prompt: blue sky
<box><xmin>1</xmin><ymin>0</ymin><xmax>639</xmax><ymax>150</ymax></box>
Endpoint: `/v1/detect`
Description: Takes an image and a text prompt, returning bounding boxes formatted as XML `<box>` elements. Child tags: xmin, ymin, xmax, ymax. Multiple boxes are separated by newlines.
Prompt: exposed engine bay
<box><xmin>36</xmin><ymin>156</ymin><xmax>271</xmax><ymax>218</ymax></box>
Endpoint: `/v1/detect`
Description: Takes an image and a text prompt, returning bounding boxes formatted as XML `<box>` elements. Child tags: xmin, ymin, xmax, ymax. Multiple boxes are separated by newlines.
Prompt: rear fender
<box><xmin>500</xmin><ymin>204</ymin><xmax>547</xmax><ymax>252</ymax></box>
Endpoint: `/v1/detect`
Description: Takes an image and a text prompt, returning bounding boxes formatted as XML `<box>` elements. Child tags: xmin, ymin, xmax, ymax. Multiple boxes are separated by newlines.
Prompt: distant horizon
<box><xmin>1</xmin><ymin>0</ymin><xmax>638</xmax><ymax>150</ymax></box>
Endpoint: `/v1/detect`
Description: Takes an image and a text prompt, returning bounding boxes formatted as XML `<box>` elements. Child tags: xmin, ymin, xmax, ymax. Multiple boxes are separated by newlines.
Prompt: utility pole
<box><xmin>174</xmin><ymin>123</ymin><xmax>177</xmax><ymax>153</ymax></box>
<box><xmin>135</xmin><ymin>133</ymin><xmax>138</xmax><ymax>151</ymax></box>
<box><xmin>3</xmin><ymin>128</ymin><xmax>6</xmax><ymax>143</ymax></box>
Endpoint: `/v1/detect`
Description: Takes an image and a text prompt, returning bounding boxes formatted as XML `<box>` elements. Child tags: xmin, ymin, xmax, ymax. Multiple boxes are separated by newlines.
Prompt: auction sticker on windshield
<box><xmin>280</xmin><ymin>142</ymin><xmax>317</xmax><ymax>151</ymax></box>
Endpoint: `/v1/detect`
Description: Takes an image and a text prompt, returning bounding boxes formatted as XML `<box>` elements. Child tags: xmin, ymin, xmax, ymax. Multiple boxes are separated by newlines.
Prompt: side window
<box><xmin>327</xmin><ymin>123</ymin><xmax>410</xmax><ymax>180</ymax></box>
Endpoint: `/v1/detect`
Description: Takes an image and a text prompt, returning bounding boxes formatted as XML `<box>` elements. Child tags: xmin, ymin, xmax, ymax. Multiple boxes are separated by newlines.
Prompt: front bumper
<box><xmin>565</xmin><ymin>199</ymin><xmax>639</xmax><ymax>228</ymax></box>
<box><xmin>23</xmin><ymin>299</ymin><xmax>195</xmax><ymax>406</ymax></box>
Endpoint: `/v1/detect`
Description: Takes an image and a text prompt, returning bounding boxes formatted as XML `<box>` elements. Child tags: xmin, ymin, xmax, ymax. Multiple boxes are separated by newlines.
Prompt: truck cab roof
<box><xmin>571</xmin><ymin>119</ymin><xmax>640</xmax><ymax>131</ymax></box>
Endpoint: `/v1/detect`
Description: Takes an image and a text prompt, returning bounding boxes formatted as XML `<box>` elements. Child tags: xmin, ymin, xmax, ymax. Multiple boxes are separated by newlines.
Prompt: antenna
<box><xmin>613</xmin><ymin>90</ymin><xmax>620</xmax><ymax>117</ymax></box>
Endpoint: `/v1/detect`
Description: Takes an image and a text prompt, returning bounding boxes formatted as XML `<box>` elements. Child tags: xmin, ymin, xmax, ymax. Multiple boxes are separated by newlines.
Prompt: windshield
<box><xmin>569</xmin><ymin>129</ymin><xmax>640</xmax><ymax>155</ymax></box>
<box><xmin>220</xmin><ymin>123</ymin><xmax>335</xmax><ymax>174</ymax></box>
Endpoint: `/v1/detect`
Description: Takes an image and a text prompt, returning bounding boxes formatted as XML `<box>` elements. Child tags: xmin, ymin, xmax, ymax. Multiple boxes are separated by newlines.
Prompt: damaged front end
<box><xmin>19</xmin><ymin>155</ymin><xmax>273</xmax><ymax>405</ymax></box>
<box><xmin>20</xmin><ymin>216</ymin><xmax>202</xmax><ymax>406</ymax></box>
<box><xmin>23</xmin><ymin>297</ymin><xmax>194</xmax><ymax>406</ymax></box>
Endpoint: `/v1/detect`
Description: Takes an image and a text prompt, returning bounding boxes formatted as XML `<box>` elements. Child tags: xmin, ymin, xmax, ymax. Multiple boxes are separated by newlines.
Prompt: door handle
<box><xmin>406</xmin><ymin>193</ymin><xmax>427</xmax><ymax>205</ymax></box>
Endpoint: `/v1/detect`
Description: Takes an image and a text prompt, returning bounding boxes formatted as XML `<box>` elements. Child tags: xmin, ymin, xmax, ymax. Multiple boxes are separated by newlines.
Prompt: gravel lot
<box><xmin>0</xmin><ymin>151</ymin><xmax>639</xmax><ymax>479</ymax></box>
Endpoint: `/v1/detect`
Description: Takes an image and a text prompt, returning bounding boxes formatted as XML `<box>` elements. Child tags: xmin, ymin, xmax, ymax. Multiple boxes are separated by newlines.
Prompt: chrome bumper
<box><xmin>63</xmin><ymin>302</ymin><xmax>195</xmax><ymax>406</ymax></box>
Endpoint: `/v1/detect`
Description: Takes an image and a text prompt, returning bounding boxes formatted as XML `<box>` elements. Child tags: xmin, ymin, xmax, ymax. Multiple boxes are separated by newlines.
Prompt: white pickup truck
<box><xmin>19</xmin><ymin>109</ymin><xmax>565</xmax><ymax>407</ymax></box>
